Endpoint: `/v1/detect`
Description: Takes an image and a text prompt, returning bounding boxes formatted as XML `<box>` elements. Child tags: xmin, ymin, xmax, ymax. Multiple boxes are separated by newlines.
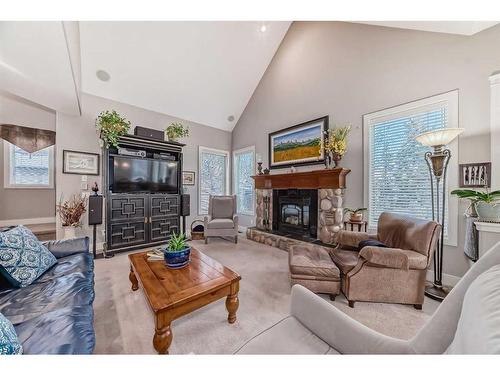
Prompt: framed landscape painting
<box><xmin>269</xmin><ymin>116</ymin><xmax>328</xmax><ymax>169</ymax></box>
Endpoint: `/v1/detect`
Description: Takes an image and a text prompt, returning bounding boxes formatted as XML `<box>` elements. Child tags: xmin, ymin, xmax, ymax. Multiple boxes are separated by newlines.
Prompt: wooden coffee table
<box><xmin>128</xmin><ymin>247</ymin><xmax>241</xmax><ymax>354</ymax></box>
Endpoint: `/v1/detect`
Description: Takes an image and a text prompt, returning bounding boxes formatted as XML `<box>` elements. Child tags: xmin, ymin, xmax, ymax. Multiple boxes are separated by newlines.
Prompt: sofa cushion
<box><xmin>0</xmin><ymin>269</ymin><xmax>95</xmax><ymax>325</ymax></box>
<box><xmin>211</xmin><ymin>196</ymin><xmax>234</xmax><ymax>219</ymax></box>
<box><xmin>0</xmin><ymin>312</ymin><xmax>22</xmax><ymax>355</ymax></box>
<box><xmin>0</xmin><ymin>225</ymin><xmax>57</xmax><ymax>287</ymax></box>
<box><xmin>236</xmin><ymin>316</ymin><xmax>335</xmax><ymax>354</ymax></box>
<box><xmin>446</xmin><ymin>264</ymin><xmax>500</xmax><ymax>354</ymax></box>
<box><xmin>330</xmin><ymin>248</ymin><xmax>359</xmax><ymax>275</ymax></box>
<box><xmin>14</xmin><ymin>305</ymin><xmax>95</xmax><ymax>354</ymax></box>
<box><xmin>207</xmin><ymin>218</ymin><xmax>235</xmax><ymax>229</ymax></box>
<box><xmin>358</xmin><ymin>239</ymin><xmax>387</xmax><ymax>251</ymax></box>
<box><xmin>289</xmin><ymin>245</ymin><xmax>340</xmax><ymax>280</ymax></box>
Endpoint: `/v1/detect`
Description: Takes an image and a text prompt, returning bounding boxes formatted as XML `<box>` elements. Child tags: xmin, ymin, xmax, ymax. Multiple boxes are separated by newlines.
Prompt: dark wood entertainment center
<box><xmin>103</xmin><ymin>134</ymin><xmax>185</xmax><ymax>254</ymax></box>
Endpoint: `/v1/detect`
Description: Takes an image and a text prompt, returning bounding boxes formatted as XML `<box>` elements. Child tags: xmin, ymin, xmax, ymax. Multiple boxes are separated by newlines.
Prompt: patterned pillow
<box><xmin>0</xmin><ymin>225</ymin><xmax>57</xmax><ymax>288</ymax></box>
<box><xmin>0</xmin><ymin>312</ymin><xmax>22</xmax><ymax>355</ymax></box>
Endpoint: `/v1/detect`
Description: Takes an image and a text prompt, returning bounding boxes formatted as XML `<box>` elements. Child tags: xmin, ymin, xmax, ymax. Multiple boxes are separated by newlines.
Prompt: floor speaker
<box><xmin>181</xmin><ymin>194</ymin><xmax>190</xmax><ymax>217</ymax></box>
<box><xmin>88</xmin><ymin>195</ymin><xmax>103</xmax><ymax>225</ymax></box>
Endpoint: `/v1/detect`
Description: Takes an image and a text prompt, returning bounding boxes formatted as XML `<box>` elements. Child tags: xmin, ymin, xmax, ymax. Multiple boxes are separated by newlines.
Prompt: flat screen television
<box><xmin>111</xmin><ymin>156</ymin><xmax>178</xmax><ymax>193</ymax></box>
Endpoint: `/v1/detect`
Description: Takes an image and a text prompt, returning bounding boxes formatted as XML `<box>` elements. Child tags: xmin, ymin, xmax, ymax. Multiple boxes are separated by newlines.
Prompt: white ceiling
<box><xmin>0</xmin><ymin>21</ymin><xmax>80</xmax><ymax>115</ymax></box>
<box><xmin>353</xmin><ymin>21</ymin><xmax>499</xmax><ymax>35</ymax></box>
<box><xmin>80</xmin><ymin>21</ymin><xmax>291</xmax><ymax>131</ymax></box>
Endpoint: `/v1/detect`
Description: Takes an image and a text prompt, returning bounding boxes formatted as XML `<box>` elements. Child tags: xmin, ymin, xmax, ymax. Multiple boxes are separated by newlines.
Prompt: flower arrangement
<box><xmin>165</xmin><ymin>122</ymin><xmax>189</xmax><ymax>141</ymax></box>
<box><xmin>56</xmin><ymin>194</ymin><xmax>87</xmax><ymax>227</ymax></box>
<box><xmin>95</xmin><ymin>110</ymin><xmax>131</xmax><ymax>148</ymax></box>
<box><xmin>323</xmin><ymin>125</ymin><xmax>351</xmax><ymax>156</ymax></box>
<box><xmin>321</xmin><ymin>125</ymin><xmax>351</xmax><ymax>168</ymax></box>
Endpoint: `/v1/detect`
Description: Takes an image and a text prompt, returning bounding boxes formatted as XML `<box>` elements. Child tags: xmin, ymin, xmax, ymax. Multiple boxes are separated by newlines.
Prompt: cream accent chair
<box><xmin>204</xmin><ymin>195</ymin><xmax>239</xmax><ymax>244</ymax></box>
<box><xmin>236</xmin><ymin>242</ymin><xmax>500</xmax><ymax>354</ymax></box>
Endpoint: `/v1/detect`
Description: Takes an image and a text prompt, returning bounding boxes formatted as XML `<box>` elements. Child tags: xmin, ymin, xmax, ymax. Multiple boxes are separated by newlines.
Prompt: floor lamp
<box><xmin>415</xmin><ymin>128</ymin><xmax>464</xmax><ymax>301</ymax></box>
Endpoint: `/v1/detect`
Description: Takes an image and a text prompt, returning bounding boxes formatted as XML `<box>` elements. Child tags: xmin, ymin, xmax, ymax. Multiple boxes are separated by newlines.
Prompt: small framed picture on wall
<box><xmin>182</xmin><ymin>171</ymin><xmax>195</xmax><ymax>186</ymax></box>
<box><xmin>459</xmin><ymin>162</ymin><xmax>491</xmax><ymax>188</ymax></box>
<box><xmin>63</xmin><ymin>150</ymin><xmax>100</xmax><ymax>175</ymax></box>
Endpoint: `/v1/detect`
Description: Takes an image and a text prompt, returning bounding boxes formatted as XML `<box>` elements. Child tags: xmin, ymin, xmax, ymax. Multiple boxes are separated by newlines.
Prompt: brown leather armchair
<box><xmin>330</xmin><ymin>212</ymin><xmax>441</xmax><ymax>309</ymax></box>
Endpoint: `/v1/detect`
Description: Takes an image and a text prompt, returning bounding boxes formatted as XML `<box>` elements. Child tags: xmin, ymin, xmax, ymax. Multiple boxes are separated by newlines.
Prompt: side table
<box><xmin>343</xmin><ymin>220</ymin><xmax>368</xmax><ymax>232</ymax></box>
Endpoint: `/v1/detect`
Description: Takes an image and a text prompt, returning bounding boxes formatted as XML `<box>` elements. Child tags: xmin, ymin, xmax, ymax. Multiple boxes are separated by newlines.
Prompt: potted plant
<box><xmin>165</xmin><ymin>122</ymin><xmax>189</xmax><ymax>142</ymax></box>
<box><xmin>451</xmin><ymin>189</ymin><xmax>500</xmax><ymax>222</ymax></box>
<box><xmin>163</xmin><ymin>232</ymin><xmax>191</xmax><ymax>269</ymax></box>
<box><xmin>344</xmin><ymin>207</ymin><xmax>367</xmax><ymax>222</ymax></box>
<box><xmin>56</xmin><ymin>194</ymin><xmax>87</xmax><ymax>239</ymax></box>
<box><xmin>95</xmin><ymin>110</ymin><xmax>131</xmax><ymax>148</ymax></box>
<box><xmin>322</xmin><ymin>125</ymin><xmax>351</xmax><ymax>168</ymax></box>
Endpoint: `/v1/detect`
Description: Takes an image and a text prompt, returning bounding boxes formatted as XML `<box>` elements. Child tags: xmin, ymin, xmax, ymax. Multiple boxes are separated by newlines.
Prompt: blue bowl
<box><xmin>163</xmin><ymin>246</ymin><xmax>191</xmax><ymax>269</ymax></box>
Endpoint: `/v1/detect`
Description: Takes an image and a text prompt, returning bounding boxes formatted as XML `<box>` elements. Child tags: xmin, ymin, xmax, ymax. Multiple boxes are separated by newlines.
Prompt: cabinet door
<box><xmin>149</xmin><ymin>194</ymin><xmax>180</xmax><ymax>242</ymax></box>
<box><xmin>108</xmin><ymin>194</ymin><xmax>148</xmax><ymax>249</ymax></box>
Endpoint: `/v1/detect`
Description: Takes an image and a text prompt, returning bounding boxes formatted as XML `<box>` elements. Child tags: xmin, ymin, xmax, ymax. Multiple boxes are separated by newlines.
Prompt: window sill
<box><xmin>3</xmin><ymin>185</ymin><xmax>54</xmax><ymax>190</ymax></box>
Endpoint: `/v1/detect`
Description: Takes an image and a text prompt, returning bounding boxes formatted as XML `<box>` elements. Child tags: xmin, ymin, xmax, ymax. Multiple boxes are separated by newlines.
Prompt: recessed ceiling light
<box><xmin>96</xmin><ymin>70</ymin><xmax>111</xmax><ymax>82</ymax></box>
<box><xmin>260</xmin><ymin>25</ymin><xmax>267</xmax><ymax>33</ymax></box>
<box><xmin>227</xmin><ymin>115</ymin><xmax>235</xmax><ymax>122</ymax></box>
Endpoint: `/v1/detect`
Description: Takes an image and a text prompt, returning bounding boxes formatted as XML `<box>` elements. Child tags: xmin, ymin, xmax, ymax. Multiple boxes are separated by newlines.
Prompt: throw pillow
<box><xmin>358</xmin><ymin>239</ymin><xmax>388</xmax><ymax>251</ymax></box>
<box><xmin>0</xmin><ymin>313</ymin><xmax>22</xmax><ymax>355</ymax></box>
<box><xmin>0</xmin><ymin>225</ymin><xmax>57</xmax><ymax>288</ymax></box>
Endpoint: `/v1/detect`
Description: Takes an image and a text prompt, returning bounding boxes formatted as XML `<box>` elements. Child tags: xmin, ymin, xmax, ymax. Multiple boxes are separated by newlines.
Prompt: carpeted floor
<box><xmin>93</xmin><ymin>236</ymin><xmax>439</xmax><ymax>354</ymax></box>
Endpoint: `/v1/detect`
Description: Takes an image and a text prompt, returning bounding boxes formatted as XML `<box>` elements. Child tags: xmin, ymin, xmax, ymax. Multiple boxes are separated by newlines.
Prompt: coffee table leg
<box><xmin>153</xmin><ymin>316</ymin><xmax>173</xmax><ymax>354</ymax></box>
<box><xmin>129</xmin><ymin>266</ymin><xmax>139</xmax><ymax>291</ymax></box>
<box><xmin>226</xmin><ymin>282</ymin><xmax>240</xmax><ymax>324</ymax></box>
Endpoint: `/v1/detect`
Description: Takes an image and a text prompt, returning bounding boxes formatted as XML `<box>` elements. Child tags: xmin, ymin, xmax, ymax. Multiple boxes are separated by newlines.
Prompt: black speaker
<box><xmin>134</xmin><ymin>126</ymin><xmax>165</xmax><ymax>141</ymax></box>
<box><xmin>88</xmin><ymin>195</ymin><xmax>103</xmax><ymax>225</ymax></box>
<box><xmin>181</xmin><ymin>194</ymin><xmax>190</xmax><ymax>216</ymax></box>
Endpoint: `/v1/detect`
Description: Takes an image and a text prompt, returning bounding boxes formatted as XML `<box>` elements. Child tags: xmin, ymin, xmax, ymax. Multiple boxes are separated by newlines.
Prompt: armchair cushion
<box><xmin>329</xmin><ymin>248</ymin><xmax>359</xmax><ymax>274</ymax></box>
<box><xmin>359</xmin><ymin>246</ymin><xmax>409</xmax><ymax>270</ymax></box>
<box><xmin>206</xmin><ymin>218</ymin><xmax>235</xmax><ymax>230</ymax></box>
<box><xmin>211</xmin><ymin>196</ymin><xmax>235</xmax><ymax>219</ymax></box>
<box><xmin>235</xmin><ymin>316</ymin><xmax>333</xmax><ymax>354</ymax></box>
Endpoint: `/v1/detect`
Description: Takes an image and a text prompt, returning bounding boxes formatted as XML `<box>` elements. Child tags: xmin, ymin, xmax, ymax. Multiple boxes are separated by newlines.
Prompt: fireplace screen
<box><xmin>273</xmin><ymin>189</ymin><xmax>317</xmax><ymax>239</ymax></box>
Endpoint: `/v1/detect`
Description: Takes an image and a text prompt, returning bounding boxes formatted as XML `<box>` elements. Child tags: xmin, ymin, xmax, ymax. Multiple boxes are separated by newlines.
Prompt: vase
<box><xmin>163</xmin><ymin>246</ymin><xmax>191</xmax><ymax>269</ymax></box>
<box><xmin>350</xmin><ymin>213</ymin><xmax>363</xmax><ymax>222</ymax></box>
<box><xmin>475</xmin><ymin>202</ymin><xmax>500</xmax><ymax>222</ymax></box>
<box><xmin>63</xmin><ymin>226</ymin><xmax>77</xmax><ymax>239</ymax></box>
<box><xmin>331</xmin><ymin>153</ymin><xmax>342</xmax><ymax>168</ymax></box>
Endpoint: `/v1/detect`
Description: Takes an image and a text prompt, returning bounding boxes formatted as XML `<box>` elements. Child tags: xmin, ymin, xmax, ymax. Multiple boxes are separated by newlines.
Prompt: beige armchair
<box><xmin>204</xmin><ymin>195</ymin><xmax>239</xmax><ymax>244</ymax></box>
<box><xmin>330</xmin><ymin>212</ymin><xmax>441</xmax><ymax>309</ymax></box>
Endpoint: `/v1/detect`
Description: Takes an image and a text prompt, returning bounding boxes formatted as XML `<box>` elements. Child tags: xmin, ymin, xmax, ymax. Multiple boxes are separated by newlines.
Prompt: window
<box><xmin>3</xmin><ymin>141</ymin><xmax>54</xmax><ymax>189</ymax></box>
<box><xmin>198</xmin><ymin>146</ymin><xmax>230</xmax><ymax>214</ymax></box>
<box><xmin>363</xmin><ymin>91</ymin><xmax>458</xmax><ymax>246</ymax></box>
<box><xmin>233</xmin><ymin>146</ymin><xmax>255</xmax><ymax>216</ymax></box>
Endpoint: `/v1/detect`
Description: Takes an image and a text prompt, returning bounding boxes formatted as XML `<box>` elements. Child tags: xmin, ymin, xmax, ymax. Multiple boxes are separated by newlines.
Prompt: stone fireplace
<box><xmin>249</xmin><ymin>168</ymin><xmax>350</xmax><ymax>249</ymax></box>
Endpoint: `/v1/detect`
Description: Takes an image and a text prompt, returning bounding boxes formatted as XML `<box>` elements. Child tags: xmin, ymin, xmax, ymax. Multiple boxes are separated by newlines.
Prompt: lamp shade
<box><xmin>415</xmin><ymin>128</ymin><xmax>464</xmax><ymax>147</ymax></box>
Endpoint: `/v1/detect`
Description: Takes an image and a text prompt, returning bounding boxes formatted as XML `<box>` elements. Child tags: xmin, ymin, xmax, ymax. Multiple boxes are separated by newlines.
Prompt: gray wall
<box><xmin>56</xmin><ymin>93</ymin><xmax>232</xmax><ymax>243</ymax></box>
<box><xmin>0</xmin><ymin>93</ymin><xmax>56</xmax><ymax>221</ymax></box>
<box><xmin>232</xmin><ymin>21</ymin><xmax>500</xmax><ymax>278</ymax></box>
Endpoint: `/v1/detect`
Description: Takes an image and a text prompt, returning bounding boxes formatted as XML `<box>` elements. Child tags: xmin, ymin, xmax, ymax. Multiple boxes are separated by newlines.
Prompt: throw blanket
<box><xmin>464</xmin><ymin>216</ymin><xmax>479</xmax><ymax>262</ymax></box>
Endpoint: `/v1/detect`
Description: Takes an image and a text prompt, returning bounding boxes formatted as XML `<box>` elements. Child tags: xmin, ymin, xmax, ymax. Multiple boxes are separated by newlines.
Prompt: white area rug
<box><xmin>93</xmin><ymin>236</ymin><xmax>437</xmax><ymax>354</ymax></box>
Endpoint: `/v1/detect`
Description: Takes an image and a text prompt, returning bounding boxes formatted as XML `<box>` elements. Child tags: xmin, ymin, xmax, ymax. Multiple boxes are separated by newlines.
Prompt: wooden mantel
<box><xmin>252</xmin><ymin>168</ymin><xmax>350</xmax><ymax>190</ymax></box>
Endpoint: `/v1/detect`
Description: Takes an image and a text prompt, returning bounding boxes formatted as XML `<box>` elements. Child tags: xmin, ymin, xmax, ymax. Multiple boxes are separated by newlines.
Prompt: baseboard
<box><xmin>0</xmin><ymin>216</ymin><xmax>56</xmax><ymax>227</ymax></box>
<box><xmin>426</xmin><ymin>270</ymin><xmax>461</xmax><ymax>287</ymax></box>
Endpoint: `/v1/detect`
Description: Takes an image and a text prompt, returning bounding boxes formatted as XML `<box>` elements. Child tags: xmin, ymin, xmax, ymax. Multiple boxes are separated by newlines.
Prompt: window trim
<box><xmin>3</xmin><ymin>141</ymin><xmax>55</xmax><ymax>189</ymax></box>
<box><xmin>363</xmin><ymin>90</ymin><xmax>459</xmax><ymax>247</ymax></box>
<box><xmin>233</xmin><ymin>145</ymin><xmax>256</xmax><ymax>216</ymax></box>
<box><xmin>198</xmin><ymin>145</ymin><xmax>230</xmax><ymax>215</ymax></box>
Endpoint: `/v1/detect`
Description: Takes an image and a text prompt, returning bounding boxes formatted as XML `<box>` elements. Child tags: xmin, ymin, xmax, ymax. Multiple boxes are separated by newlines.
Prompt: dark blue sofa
<box><xmin>0</xmin><ymin>237</ymin><xmax>96</xmax><ymax>354</ymax></box>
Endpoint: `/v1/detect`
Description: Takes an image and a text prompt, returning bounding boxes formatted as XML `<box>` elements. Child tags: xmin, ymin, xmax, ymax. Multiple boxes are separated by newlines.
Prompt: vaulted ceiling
<box><xmin>1</xmin><ymin>21</ymin><xmax>498</xmax><ymax>132</ymax></box>
<box><xmin>79</xmin><ymin>22</ymin><xmax>291</xmax><ymax>131</ymax></box>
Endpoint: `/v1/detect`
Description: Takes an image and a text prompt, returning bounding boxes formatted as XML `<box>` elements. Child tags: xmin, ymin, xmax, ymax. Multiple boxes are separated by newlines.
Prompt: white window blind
<box><xmin>199</xmin><ymin>146</ymin><xmax>229</xmax><ymax>214</ymax></box>
<box><xmin>4</xmin><ymin>142</ymin><xmax>54</xmax><ymax>188</ymax></box>
<box><xmin>363</xmin><ymin>91</ymin><xmax>459</xmax><ymax>244</ymax></box>
<box><xmin>233</xmin><ymin>147</ymin><xmax>255</xmax><ymax>215</ymax></box>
